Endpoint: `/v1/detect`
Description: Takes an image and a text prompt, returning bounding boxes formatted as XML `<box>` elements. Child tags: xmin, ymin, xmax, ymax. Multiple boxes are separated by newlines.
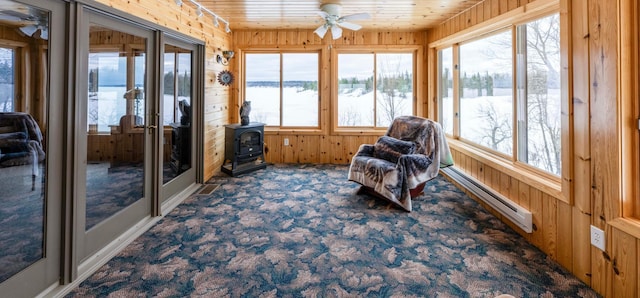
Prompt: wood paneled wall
<box><xmin>96</xmin><ymin>0</ymin><xmax>232</xmax><ymax>181</ymax></box>
<box><xmin>232</xmin><ymin>30</ymin><xmax>428</xmax><ymax>164</ymax></box>
<box><xmin>428</xmin><ymin>0</ymin><xmax>639</xmax><ymax>297</ymax></box>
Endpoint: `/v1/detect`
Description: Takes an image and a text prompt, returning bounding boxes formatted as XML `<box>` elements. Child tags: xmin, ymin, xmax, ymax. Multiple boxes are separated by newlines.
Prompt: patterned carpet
<box><xmin>67</xmin><ymin>164</ymin><xmax>599</xmax><ymax>297</ymax></box>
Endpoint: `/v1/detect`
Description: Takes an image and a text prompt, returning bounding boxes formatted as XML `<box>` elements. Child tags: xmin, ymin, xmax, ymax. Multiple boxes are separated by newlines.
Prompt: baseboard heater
<box><xmin>441</xmin><ymin>166</ymin><xmax>533</xmax><ymax>233</ymax></box>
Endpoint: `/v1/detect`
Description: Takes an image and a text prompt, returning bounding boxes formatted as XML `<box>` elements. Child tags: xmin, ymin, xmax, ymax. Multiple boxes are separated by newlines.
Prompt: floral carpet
<box><xmin>67</xmin><ymin>164</ymin><xmax>599</xmax><ymax>297</ymax></box>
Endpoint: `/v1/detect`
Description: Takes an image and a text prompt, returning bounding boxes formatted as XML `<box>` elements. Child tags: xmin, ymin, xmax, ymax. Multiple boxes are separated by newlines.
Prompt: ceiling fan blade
<box><xmin>330</xmin><ymin>25</ymin><xmax>342</xmax><ymax>39</ymax></box>
<box><xmin>340</xmin><ymin>12</ymin><xmax>370</xmax><ymax>21</ymax></box>
<box><xmin>314</xmin><ymin>24</ymin><xmax>328</xmax><ymax>38</ymax></box>
<box><xmin>317</xmin><ymin>11</ymin><xmax>329</xmax><ymax>19</ymax></box>
<box><xmin>338</xmin><ymin>21</ymin><xmax>362</xmax><ymax>31</ymax></box>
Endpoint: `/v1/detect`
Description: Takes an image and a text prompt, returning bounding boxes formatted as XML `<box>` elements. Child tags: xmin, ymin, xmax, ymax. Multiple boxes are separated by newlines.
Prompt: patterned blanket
<box><xmin>348</xmin><ymin>116</ymin><xmax>454</xmax><ymax>211</ymax></box>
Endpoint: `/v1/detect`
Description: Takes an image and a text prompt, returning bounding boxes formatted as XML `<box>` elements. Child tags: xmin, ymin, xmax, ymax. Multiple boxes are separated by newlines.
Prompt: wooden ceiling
<box><xmin>198</xmin><ymin>0</ymin><xmax>484</xmax><ymax>31</ymax></box>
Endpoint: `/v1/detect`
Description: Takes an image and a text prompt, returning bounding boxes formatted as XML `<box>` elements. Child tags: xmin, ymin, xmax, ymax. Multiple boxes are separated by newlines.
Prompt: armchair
<box><xmin>0</xmin><ymin>112</ymin><xmax>45</xmax><ymax>190</ymax></box>
<box><xmin>348</xmin><ymin>116</ymin><xmax>454</xmax><ymax>211</ymax></box>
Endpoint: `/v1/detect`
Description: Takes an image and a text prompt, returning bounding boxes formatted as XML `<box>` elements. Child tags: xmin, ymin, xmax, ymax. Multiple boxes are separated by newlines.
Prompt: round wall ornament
<box><xmin>217</xmin><ymin>70</ymin><xmax>235</xmax><ymax>86</ymax></box>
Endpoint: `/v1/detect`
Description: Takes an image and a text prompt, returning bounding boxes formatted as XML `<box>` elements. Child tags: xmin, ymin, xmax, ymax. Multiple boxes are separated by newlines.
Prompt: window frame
<box><xmin>431</xmin><ymin>4</ymin><xmax>568</xmax><ymax>203</ymax></box>
<box><xmin>241</xmin><ymin>48</ymin><xmax>323</xmax><ymax>132</ymax></box>
<box><xmin>331</xmin><ymin>45</ymin><xmax>423</xmax><ymax>134</ymax></box>
<box><xmin>620</xmin><ymin>0</ymin><xmax>640</xmax><ymax>222</ymax></box>
<box><xmin>0</xmin><ymin>41</ymin><xmax>27</xmax><ymax>113</ymax></box>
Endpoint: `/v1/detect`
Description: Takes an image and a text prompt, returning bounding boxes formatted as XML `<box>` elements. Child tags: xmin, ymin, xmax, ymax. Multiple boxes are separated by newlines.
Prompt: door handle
<box><xmin>148</xmin><ymin>125</ymin><xmax>157</xmax><ymax>134</ymax></box>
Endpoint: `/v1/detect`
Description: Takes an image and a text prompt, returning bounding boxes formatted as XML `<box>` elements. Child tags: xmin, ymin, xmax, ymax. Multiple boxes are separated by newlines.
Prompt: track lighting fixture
<box><xmin>176</xmin><ymin>0</ymin><xmax>230</xmax><ymax>33</ymax></box>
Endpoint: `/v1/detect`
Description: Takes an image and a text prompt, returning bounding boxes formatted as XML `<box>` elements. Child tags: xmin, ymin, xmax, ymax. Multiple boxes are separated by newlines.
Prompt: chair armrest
<box><xmin>354</xmin><ymin>144</ymin><xmax>375</xmax><ymax>157</ymax></box>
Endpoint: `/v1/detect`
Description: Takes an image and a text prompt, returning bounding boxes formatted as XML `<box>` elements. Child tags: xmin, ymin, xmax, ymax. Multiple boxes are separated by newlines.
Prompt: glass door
<box><xmin>161</xmin><ymin>36</ymin><xmax>198</xmax><ymax>204</ymax></box>
<box><xmin>76</xmin><ymin>8</ymin><xmax>156</xmax><ymax>261</ymax></box>
<box><xmin>0</xmin><ymin>0</ymin><xmax>65</xmax><ymax>296</ymax></box>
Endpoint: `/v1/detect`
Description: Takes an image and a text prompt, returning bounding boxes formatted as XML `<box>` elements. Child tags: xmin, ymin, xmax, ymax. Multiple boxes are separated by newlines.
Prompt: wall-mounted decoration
<box><xmin>217</xmin><ymin>70</ymin><xmax>234</xmax><ymax>86</ymax></box>
<box><xmin>216</xmin><ymin>50</ymin><xmax>234</xmax><ymax>65</ymax></box>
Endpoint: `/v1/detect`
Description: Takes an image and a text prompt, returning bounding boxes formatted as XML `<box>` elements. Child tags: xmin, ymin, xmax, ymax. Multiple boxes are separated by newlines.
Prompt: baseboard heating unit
<box><xmin>441</xmin><ymin>166</ymin><xmax>533</xmax><ymax>233</ymax></box>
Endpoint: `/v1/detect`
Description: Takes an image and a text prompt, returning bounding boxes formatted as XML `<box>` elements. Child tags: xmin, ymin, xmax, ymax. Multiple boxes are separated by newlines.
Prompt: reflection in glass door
<box><xmin>86</xmin><ymin>45</ymin><xmax>146</xmax><ymax>230</ymax></box>
<box><xmin>0</xmin><ymin>0</ymin><xmax>64</xmax><ymax>296</ymax></box>
<box><xmin>163</xmin><ymin>44</ymin><xmax>192</xmax><ymax>183</ymax></box>
<box><xmin>78</xmin><ymin>10</ymin><xmax>153</xmax><ymax>260</ymax></box>
<box><xmin>161</xmin><ymin>37</ymin><xmax>198</xmax><ymax>205</ymax></box>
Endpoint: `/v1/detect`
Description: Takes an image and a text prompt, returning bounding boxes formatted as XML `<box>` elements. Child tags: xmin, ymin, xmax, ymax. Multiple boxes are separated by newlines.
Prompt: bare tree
<box><xmin>472</xmin><ymin>14</ymin><xmax>560</xmax><ymax>174</ymax></box>
<box><xmin>477</xmin><ymin>103</ymin><xmax>512</xmax><ymax>153</ymax></box>
<box><xmin>376</xmin><ymin>56</ymin><xmax>410</xmax><ymax>126</ymax></box>
<box><xmin>339</xmin><ymin>106</ymin><xmax>365</xmax><ymax>126</ymax></box>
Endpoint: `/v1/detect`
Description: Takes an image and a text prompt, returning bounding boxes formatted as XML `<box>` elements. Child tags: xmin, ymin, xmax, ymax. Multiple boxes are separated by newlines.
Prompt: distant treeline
<box><xmin>247</xmin><ymin>81</ymin><xmax>318</xmax><ymax>91</ymax></box>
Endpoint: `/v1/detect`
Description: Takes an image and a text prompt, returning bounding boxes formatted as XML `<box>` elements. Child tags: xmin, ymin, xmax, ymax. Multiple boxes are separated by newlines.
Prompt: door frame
<box><xmin>0</xmin><ymin>0</ymin><xmax>66</xmax><ymax>296</ymax></box>
<box><xmin>74</xmin><ymin>6</ymin><xmax>156</xmax><ymax>264</ymax></box>
<box><xmin>159</xmin><ymin>34</ymin><xmax>203</xmax><ymax>208</ymax></box>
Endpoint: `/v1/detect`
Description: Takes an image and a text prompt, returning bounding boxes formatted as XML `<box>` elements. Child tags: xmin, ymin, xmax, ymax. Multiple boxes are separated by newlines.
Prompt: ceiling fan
<box><xmin>314</xmin><ymin>3</ymin><xmax>370</xmax><ymax>40</ymax></box>
<box><xmin>0</xmin><ymin>6</ymin><xmax>48</xmax><ymax>40</ymax></box>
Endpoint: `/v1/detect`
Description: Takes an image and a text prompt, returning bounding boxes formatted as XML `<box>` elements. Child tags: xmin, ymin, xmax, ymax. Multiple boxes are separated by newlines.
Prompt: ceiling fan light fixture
<box><xmin>314</xmin><ymin>3</ymin><xmax>369</xmax><ymax>40</ymax></box>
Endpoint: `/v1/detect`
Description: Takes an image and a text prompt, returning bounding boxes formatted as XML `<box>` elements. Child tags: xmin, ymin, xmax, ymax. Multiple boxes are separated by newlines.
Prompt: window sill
<box><xmin>264</xmin><ymin>127</ymin><xmax>324</xmax><ymax>135</ymax></box>
<box><xmin>447</xmin><ymin>138</ymin><xmax>565</xmax><ymax>202</ymax></box>
<box><xmin>609</xmin><ymin>217</ymin><xmax>640</xmax><ymax>240</ymax></box>
<box><xmin>331</xmin><ymin>128</ymin><xmax>387</xmax><ymax>136</ymax></box>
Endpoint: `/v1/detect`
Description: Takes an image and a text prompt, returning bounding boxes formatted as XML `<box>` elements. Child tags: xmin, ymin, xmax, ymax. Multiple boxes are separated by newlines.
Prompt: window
<box><xmin>438</xmin><ymin>13</ymin><xmax>561</xmax><ymax>176</ymax></box>
<box><xmin>460</xmin><ymin>30</ymin><xmax>514</xmax><ymax>157</ymax></box>
<box><xmin>163</xmin><ymin>47</ymin><xmax>191</xmax><ymax>125</ymax></box>
<box><xmin>244</xmin><ymin>52</ymin><xmax>319</xmax><ymax>127</ymax></box>
<box><xmin>517</xmin><ymin>14</ymin><xmax>561</xmax><ymax>175</ymax></box>
<box><xmin>0</xmin><ymin>47</ymin><xmax>15</xmax><ymax>112</ymax></box>
<box><xmin>88</xmin><ymin>51</ymin><xmax>127</xmax><ymax>132</ymax></box>
<box><xmin>88</xmin><ymin>46</ymin><xmax>145</xmax><ymax>132</ymax></box>
<box><xmin>337</xmin><ymin>52</ymin><xmax>414</xmax><ymax>128</ymax></box>
<box><xmin>438</xmin><ymin>47</ymin><xmax>453</xmax><ymax>135</ymax></box>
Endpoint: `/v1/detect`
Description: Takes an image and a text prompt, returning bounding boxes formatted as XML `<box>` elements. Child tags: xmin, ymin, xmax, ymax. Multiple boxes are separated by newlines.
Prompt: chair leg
<box><xmin>409</xmin><ymin>182</ymin><xmax>426</xmax><ymax>198</ymax></box>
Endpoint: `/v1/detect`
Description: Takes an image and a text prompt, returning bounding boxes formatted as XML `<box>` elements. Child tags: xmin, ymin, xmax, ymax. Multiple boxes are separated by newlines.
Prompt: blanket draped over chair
<box><xmin>348</xmin><ymin>116</ymin><xmax>454</xmax><ymax>211</ymax></box>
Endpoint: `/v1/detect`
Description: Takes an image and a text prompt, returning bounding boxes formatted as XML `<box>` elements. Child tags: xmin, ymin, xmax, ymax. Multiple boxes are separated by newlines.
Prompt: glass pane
<box><xmin>459</xmin><ymin>31</ymin><xmax>513</xmax><ymax>155</ymax></box>
<box><xmin>438</xmin><ymin>47</ymin><xmax>454</xmax><ymax>135</ymax></box>
<box><xmin>88</xmin><ymin>52</ymin><xmax>127</xmax><ymax>132</ymax></box>
<box><xmin>524</xmin><ymin>14</ymin><xmax>561</xmax><ymax>175</ymax></box>
<box><xmin>245</xmin><ymin>53</ymin><xmax>280</xmax><ymax>126</ymax></box>
<box><xmin>376</xmin><ymin>53</ymin><xmax>413</xmax><ymax>127</ymax></box>
<box><xmin>282</xmin><ymin>53</ymin><xmax>318</xmax><ymax>127</ymax></box>
<box><xmin>163</xmin><ymin>45</ymin><xmax>192</xmax><ymax>183</ymax></box>
<box><xmin>163</xmin><ymin>51</ymin><xmax>176</xmax><ymax>125</ymax></box>
<box><xmin>86</xmin><ymin>25</ymin><xmax>146</xmax><ymax>230</ymax></box>
<box><xmin>0</xmin><ymin>1</ymin><xmax>48</xmax><ymax>282</ymax></box>
<box><xmin>338</xmin><ymin>53</ymin><xmax>374</xmax><ymax>126</ymax></box>
<box><xmin>0</xmin><ymin>47</ymin><xmax>14</xmax><ymax>112</ymax></box>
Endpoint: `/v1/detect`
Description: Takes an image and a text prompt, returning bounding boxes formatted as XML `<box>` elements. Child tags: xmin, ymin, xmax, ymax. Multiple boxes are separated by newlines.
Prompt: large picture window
<box><xmin>337</xmin><ymin>52</ymin><xmax>414</xmax><ymax>128</ymax></box>
<box><xmin>244</xmin><ymin>52</ymin><xmax>319</xmax><ymax>127</ymax></box>
<box><xmin>438</xmin><ymin>13</ymin><xmax>561</xmax><ymax>176</ymax></box>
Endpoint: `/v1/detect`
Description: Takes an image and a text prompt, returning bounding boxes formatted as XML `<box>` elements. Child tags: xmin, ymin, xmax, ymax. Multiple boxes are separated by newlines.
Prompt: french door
<box><xmin>76</xmin><ymin>8</ymin><xmax>157</xmax><ymax>262</ymax></box>
<box><xmin>160</xmin><ymin>36</ymin><xmax>200</xmax><ymax>204</ymax></box>
<box><xmin>0</xmin><ymin>0</ymin><xmax>65</xmax><ymax>296</ymax></box>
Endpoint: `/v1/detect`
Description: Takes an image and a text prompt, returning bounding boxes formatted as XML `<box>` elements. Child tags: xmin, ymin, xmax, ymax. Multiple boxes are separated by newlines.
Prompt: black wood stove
<box><xmin>221</xmin><ymin>122</ymin><xmax>266</xmax><ymax>176</ymax></box>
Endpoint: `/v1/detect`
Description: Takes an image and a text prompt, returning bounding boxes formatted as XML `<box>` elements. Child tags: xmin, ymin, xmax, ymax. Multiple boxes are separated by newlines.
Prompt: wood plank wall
<box><xmin>232</xmin><ymin>30</ymin><xmax>428</xmax><ymax>164</ymax></box>
<box><xmin>96</xmin><ymin>0</ymin><xmax>232</xmax><ymax>181</ymax></box>
<box><xmin>429</xmin><ymin>0</ymin><xmax>639</xmax><ymax>297</ymax></box>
